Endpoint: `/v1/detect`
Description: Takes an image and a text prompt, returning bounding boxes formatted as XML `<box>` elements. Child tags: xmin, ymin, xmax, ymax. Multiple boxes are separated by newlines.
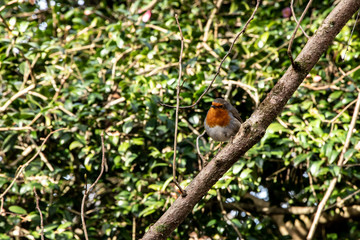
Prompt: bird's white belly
<box><xmin>205</xmin><ymin>125</ymin><xmax>237</xmax><ymax>142</ymax></box>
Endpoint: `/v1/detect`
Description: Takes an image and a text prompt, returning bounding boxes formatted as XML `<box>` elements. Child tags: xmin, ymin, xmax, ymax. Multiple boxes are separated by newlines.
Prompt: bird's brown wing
<box><xmin>230</xmin><ymin>105</ymin><xmax>243</xmax><ymax>123</ymax></box>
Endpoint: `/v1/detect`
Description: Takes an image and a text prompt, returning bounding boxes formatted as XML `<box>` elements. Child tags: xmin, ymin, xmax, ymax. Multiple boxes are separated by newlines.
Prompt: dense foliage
<box><xmin>0</xmin><ymin>0</ymin><xmax>359</xmax><ymax>239</ymax></box>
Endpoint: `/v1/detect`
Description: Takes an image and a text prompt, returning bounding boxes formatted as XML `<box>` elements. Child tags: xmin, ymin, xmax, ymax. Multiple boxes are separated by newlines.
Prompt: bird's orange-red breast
<box><xmin>204</xmin><ymin>98</ymin><xmax>242</xmax><ymax>142</ymax></box>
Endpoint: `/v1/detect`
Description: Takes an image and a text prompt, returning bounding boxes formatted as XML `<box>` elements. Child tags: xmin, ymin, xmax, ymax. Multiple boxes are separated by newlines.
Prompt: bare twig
<box><xmin>160</xmin><ymin>0</ymin><xmax>260</xmax><ymax>109</ymax></box>
<box><xmin>0</xmin><ymin>126</ymin><xmax>33</xmax><ymax>131</ymax></box>
<box><xmin>52</xmin><ymin>72</ymin><xmax>71</xmax><ymax>101</ymax></box>
<box><xmin>0</xmin><ymin>0</ymin><xmax>18</xmax><ymax>12</ymax></box>
<box><xmin>303</xmin><ymin>64</ymin><xmax>360</xmax><ymax>89</ymax></box>
<box><xmin>33</xmin><ymin>187</ymin><xmax>45</xmax><ymax>240</ymax></box>
<box><xmin>0</xmin><ymin>13</ymin><xmax>11</xmax><ymax>31</ymax></box>
<box><xmin>132</xmin><ymin>216</ymin><xmax>136</xmax><ymax>240</ymax></box>
<box><xmin>81</xmin><ymin>132</ymin><xmax>107</xmax><ymax>240</ymax></box>
<box><xmin>290</xmin><ymin>0</ymin><xmax>310</xmax><ymax>39</ymax></box>
<box><xmin>138</xmin><ymin>0</ymin><xmax>158</xmax><ymax>13</ymax></box>
<box><xmin>196</xmin><ymin>131</ymin><xmax>206</xmax><ymax>170</ymax></box>
<box><xmin>29</xmin><ymin>91</ymin><xmax>48</xmax><ymax>101</ymax></box>
<box><xmin>111</xmin><ymin>48</ymin><xmax>134</xmax><ymax>79</ymax></box>
<box><xmin>0</xmin><ymin>84</ymin><xmax>36</xmax><ymax>112</ymax></box>
<box><xmin>325</xmin><ymin>189</ymin><xmax>360</xmax><ymax>211</ymax></box>
<box><xmin>307</xmin><ymin>159</ymin><xmax>318</xmax><ymax>203</ymax></box>
<box><xmin>301</xmin><ymin>83</ymin><xmax>340</xmax><ymax>91</ymax></box>
<box><xmin>172</xmin><ymin>14</ymin><xmax>186</xmax><ymax>197</ymax></box>
<box><xmin>104</xmin><ymin>97</ymin><xmax>126</xmax><ymax>109</ymax></box>
<box><xmin>65</xmin><ymin>43</ymin><xmax>96</xmax><ymax>53</ymax></box>
<box><xmin>224</xmin><ymin>82</ymin><xmax>233</xmax><ymax>101</ymax></box>
<box><xmin>323</xmin><ymin>98</ymin><xmax>357</xmax><ymax>123</ymax></box>
<box><xmin>19</xmin><ymin>50</ymin><xmax>36</xmax><ymax>84</ymax></box>
<box><xmin>202</xmin><ymin>42</ymin><xmax>220</xmax><ymax>59</ymax></box>
<box><xmin>203</xmin><ymin>0</ymin><xmax>224</xmax><ymax>43</ymax></box>
<box><xmin>288</xmin><ymin>0</ymin><xmax>313</xmax><ymax>69</ymax></box>
<box><xmin>223</xmin><ymin>80</ymin><xmax>259</xmax><ymax>107</ymax></box>
<box><xmin>139</xmin><ymin>63</ymin><xmax>178</xmax><ymax>77</ymax></box>
<box><xmin>217</xmin><ymin>189</ymin><xmax>244</xmax><ymax>240</ymax></box>
<box><xmin>342</xmin><ymin>9</ymin><xmax>360</xmax><ymax>61</ymax></box>
<box><xmin>29</xmin><ymin>138</ymin><xmax>54</xmax><ymax>171</ymax></box>
<box><xmin>307</xmin><ymin>91</ymin><xmax>360</xmax><ymax>240</ymax></box>
<box><xmin>0</xmin><ymin>128</ymin><xmax>66</xmax><ymax>203</ymax></box>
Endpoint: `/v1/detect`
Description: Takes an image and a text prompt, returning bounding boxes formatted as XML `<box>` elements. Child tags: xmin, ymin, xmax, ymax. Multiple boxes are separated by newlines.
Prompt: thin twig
<box><xmin>217</xmin><ymin>189</ymin><xmax>244</xmax><ymax>240</ymax></box>
<box><xmin>111</xmin><ymin>48</ymin><xmax>134</xmax><ymax>79</ymax></box>
<box><xmin>138</xmin><ymin>0</ymin><xmax>158</xmax><ymax>13</ymax></box>
<box><xmin>203</xmin><ymin>0</ymin><xmax>224</xmax><ymax>43</ymax></box>
<box><xmin>202</xmin><ymin>42</ymin><xmax>220</xmax><ymax>59</ymax></box>
<box><xmin>0</xmin><ymin>126</ymin><xmax>33</xmax><ymax>131</ymax></box>
<box><xmin>224</xmin><ymin>82</ymin><xmax>232</xmax><ymax>101</ymax></box>
<box><xmin>172</xmin><ymin>14</ymin><xmax>186</xmax><ymax>197</ymax></box>
<box><xmin>0</xmin><ymin>0</ymin><xmax>18</xmax><ymax>12</ymax></box>
<box><xmin>132</xmin><ymin>216</ymin><xmax>136</xmax><ymax>240</ymax></box>
<box><xmin>160</xmin><ymin>0</ymin><xmax>260</xmax><ymax>109</ymax></box>
<box><xmin>33</xmin><ymin>187</ymin><xmax>45</xmax><ymax>240</ymax></box>
<box><xmin>325</xmin><ymin>189</ymin><xmax>360</xmax><ymax>211</ymax></box>
<box><xmin>288</xmin><ymin>0</ymin><xmax>313</xmax><ymax>69</ymax></box>
<box><xmin>52</xmin><ymin>72</ymin><xmax>71</xmax><ymax>101</ymax></box>
<box><xmin>0</xmin><ymin>128</ymin><xmax>66</xmax><ymax>204</ymax></box>
<box><xmin>81</xmin><ymin>132</ymin><xmax>107</xmax><ymax>240</ymax></box>
<box><xmin>290</xmin><ymin>0</ymin><xmax>310</xmax><ymax>39</ymax></box>
<box><xmin>0</xmin><ymin>84</ymin><xmax>36</xmax><ymax>112</ymax></box>
<box><xmin>338</xmin><ymin>67</ymin><xmax>360</xmax><ymax>92</ymax></box>
<box><xmin>307</xmin><ymin>91</ymin><xmax>360</xmax><ymax>240</ymax></box>
<box><xmin>307</xmin><ymin>159</ymin><xmax>318</xmax><ymax>203</ymax></box>
<box><xmin>19</xmin><ymin>50</ymin><xmax>36</xmax><ymax>84</ymax></box>
<box><xmin>29</xmin><ymin>138</ymin><xmax>54</xmax><ymax>172</ymax></box>
<box><xmin>342</xmin><ymin>9</ymin><xmax>360</xmax><ymax>61</ymax></box>
<box><xmin>223</xmin><ymin>80</ymin><xmax>259</xmax><ymax>107</ymax></box>
<box><xmin>196</xmin><ymin>130</ymin><xmax>206</xmax><ymax>170</ymax></box>
<box><xmin>323</xmin><ymin>98</ymin><xmax>357</xmax><ymax>123</ymax></box>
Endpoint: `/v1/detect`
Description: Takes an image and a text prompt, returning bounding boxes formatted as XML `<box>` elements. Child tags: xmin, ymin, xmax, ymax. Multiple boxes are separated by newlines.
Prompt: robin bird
<box><xmin>204</xmin><ymin>98</ymin><xmax>242</xmax><ymax>142</ymax></box>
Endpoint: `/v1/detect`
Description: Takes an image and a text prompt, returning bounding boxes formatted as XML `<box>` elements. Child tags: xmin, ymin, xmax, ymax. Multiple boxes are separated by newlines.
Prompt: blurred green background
<box><xmin>0</xmin><ymin>0</ymin><xmax>360</xmax><ymax>239</ymax></box>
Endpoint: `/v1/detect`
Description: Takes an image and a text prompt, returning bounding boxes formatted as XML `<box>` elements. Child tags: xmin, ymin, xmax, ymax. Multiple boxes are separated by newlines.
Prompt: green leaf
<box><xmin>161</xmin><ymin>177</ymin><xmax>173</xmax><ymax>192</ymax></box>
<box><xmin>329</xmin><ymin>151</ymin><xmax>339</xmax><ymax>164</ymax></box>
<box><xmin>57</xmin><ymin>222</ymin><xmax>72</xmax><ymax>230</ymax></box>
<box><xmin>233</xmin><ymin>162</ymin><xmax>245</xmax><ymax>174</ymax></box>
<box><xmin>2</xmin><ymin>133</ymin><xmax>17</xmax><ymax>153</ymax></box>
<box><xmin>206</xmin><ymin>219</ymin><xmax>217</xmax><ymax>227</ymax></box>
<box><xmin>310</xmin><ymin>160</ymin><xmax>325</xmax><ymax>177</ymax></box>
<box><xmin>289</xmin><ymin>115</ymin><xmax>302</xmax><ymax>123</ymax></box>
<box><xmin>9</xmin><ymin>206</ymin><xmax>27</xmax><ymax>215</ymax></box>
<box><xmin>330</xmin><ymin>165</ymin><xmax>340</xmax><ymax>177</ymax></box>
<box><xmin>325</xmin><ymin>141</ymin><xmax>334</xmax><ymax>158</ymax></box>
<box><xmin>327</xmin><ymin>91</ymin><xmax>342</xmax><ymax>102</ymax></box>
<box><xmin>19</xmin><ymin>62</ymin><xmax>29</xmax><ymax>75</ymax></box>
<box><xmin>69</xmin><ymin>141</ymin><xmax>83</xmax><ymax>150</ymax></box>
<box><xmin>267</xmin><ymin>122</ymin><xmax>289</xmax><ymax>133</ymax></box>
<box><xmin>123</xmin><ymin>121</ymin><xmax>133</xmax><ymax>134</ymax></box>
<box><xmin>293</xmin><ymin>153</ymin><xmax>311</xmax><ymax>166</ymax></box>
<box><xmin>344</xmin><ymin>148</ymin><xmax>356</xmax><ymax>160</ymax></box>
<box><xmin>118</xmin><ymin>141</ymin><xmax>130</xmax><ymax>152</ymax></box>
<box><xmin>19</xmin><ymin>21</ymin><xmax>29</xmax><ymax>33</ymax></box>
<box><xmin>132</xmin><ymin>138</ymin><xmax>144</xmax><ymax>145</ymax></box>
<box><xmin>239</xmin><ymin>169</ymin><xmax>252</xmax><ymax>179</ymax></box>
<box><xmin>139</xmin><ymin>206</ymin><xmax>156</xmax><ymax>217</ymax></box>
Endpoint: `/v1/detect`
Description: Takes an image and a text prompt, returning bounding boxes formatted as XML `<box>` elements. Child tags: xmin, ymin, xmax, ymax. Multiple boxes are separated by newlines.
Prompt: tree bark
<box><xmin>141</xmin><ymin>0</ymin><xmax>360</xmax><ymax>239</ymax></box>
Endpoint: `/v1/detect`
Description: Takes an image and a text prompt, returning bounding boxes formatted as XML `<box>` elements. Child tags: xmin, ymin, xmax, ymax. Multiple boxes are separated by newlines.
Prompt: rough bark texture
<box><xmin>141</xmin><ymin>0</ymin><xmax>360</xmax><ymax>239</ymax></box>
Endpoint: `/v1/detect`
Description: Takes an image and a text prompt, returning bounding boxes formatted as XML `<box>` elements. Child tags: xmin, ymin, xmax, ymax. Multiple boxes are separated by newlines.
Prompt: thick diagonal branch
<box><xmin>141</xmin><ymin>1</ymin><xmax>360</xmax><ymax>239</ymax></box>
